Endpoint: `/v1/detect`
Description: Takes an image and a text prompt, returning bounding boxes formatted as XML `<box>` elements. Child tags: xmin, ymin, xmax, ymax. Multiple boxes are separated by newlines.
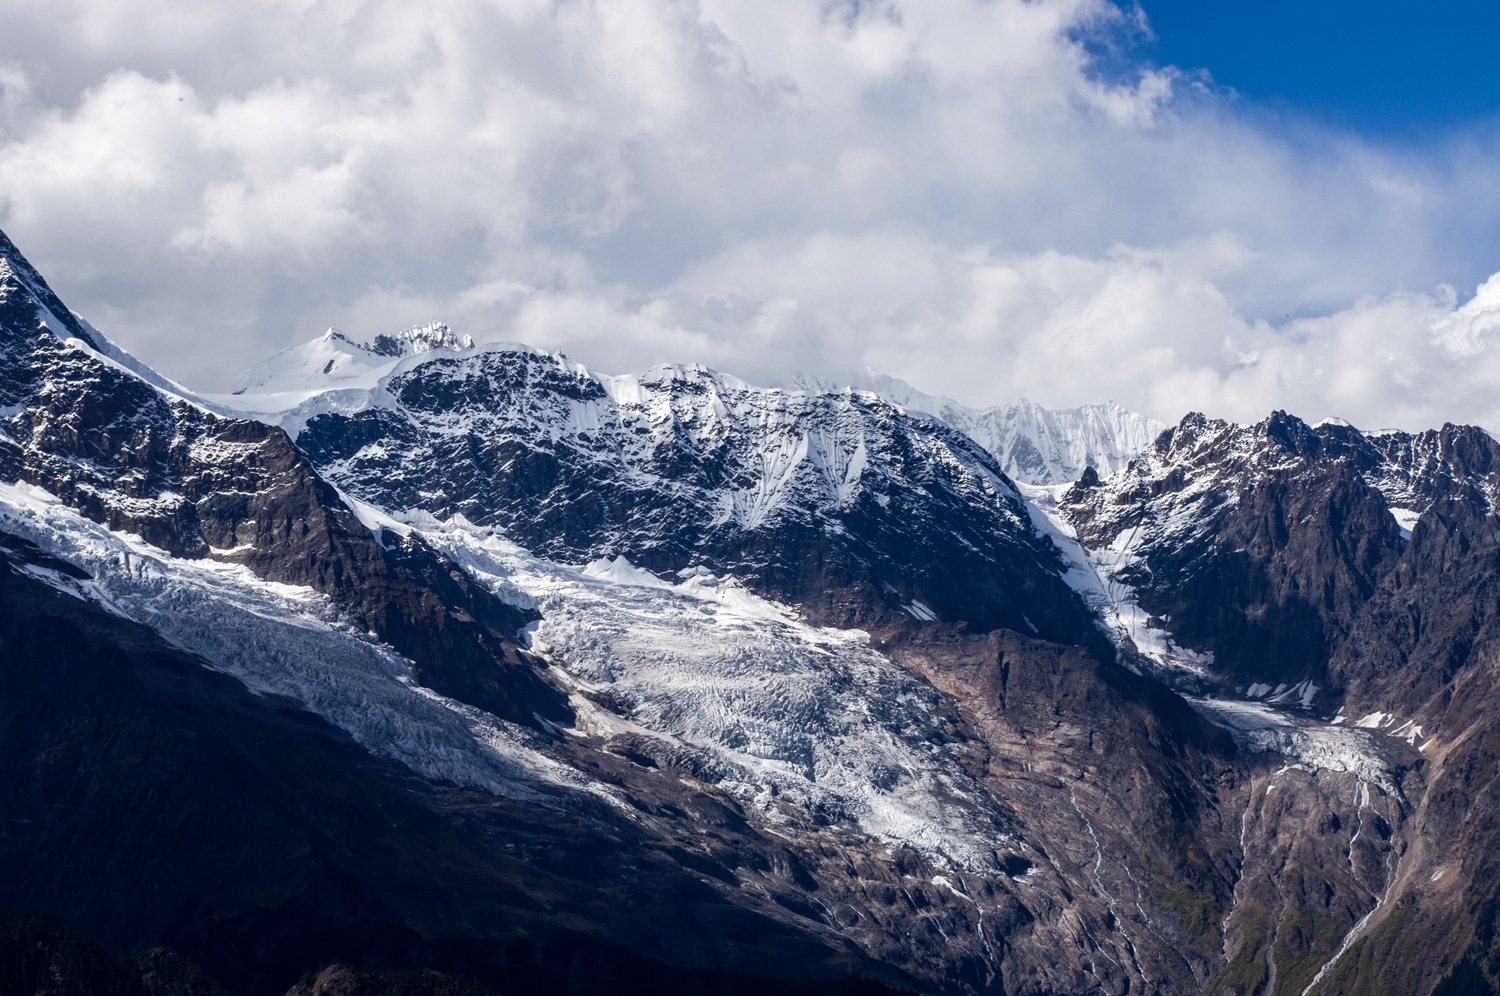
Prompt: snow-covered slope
<box><xmin>859</xmin><ymin>373</ymin><xmax>1165</xmax><ymax>485</ymax></box>
<box><xmin>220</xmin><ymin>323</ymin><xmax>474</xmax><ymax>407</ymax></box>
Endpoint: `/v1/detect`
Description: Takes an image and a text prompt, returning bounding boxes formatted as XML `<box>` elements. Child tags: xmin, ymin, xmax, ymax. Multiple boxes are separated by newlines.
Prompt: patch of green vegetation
<box><xmin>1432</xmin><ymin>956</ymin><xmax>1500</xmax><ymax>996</ymax></box>
<box><xmin>1433</xmin><ymin>897</ymin><xmax>1500</xmax><ymax>996</ymax></box>
<box><xmin>1209</xmin><ymin>901</ymin><xmax>1273</xmax><ymax>996</ymax></box>
<box><xmin>1311</xmin><ymin>902</ymin><xmax>1426</xmax><ymax>996</ymax></box>
<box><xmin>1160</xmin><ymin>884</ymin><xmax>1223</xmax><ymax>941</ymax></box>
<box><xmin>1179</xmin><ymin>835</ymin><xmax>1215</xmax><ymax>873</ymax></box>
<box><xmin>289</xmin><ymin>964</ymin><xmax>501</xmax><ymax>996</ymax></box>
<box><xmin>1135</xmin><ymin>848</ymin><xmax>1175</xmax><ymax>878</ymax></box>
<box><xmin>1285</xmin><ymin>863</ymin><xmax>1339</xmax><ymax>888</ymax></box>
<box><xmin>1270</xmin><ymin>906</ymin><xmax>1352</xmax><ymax>996</ymax></box>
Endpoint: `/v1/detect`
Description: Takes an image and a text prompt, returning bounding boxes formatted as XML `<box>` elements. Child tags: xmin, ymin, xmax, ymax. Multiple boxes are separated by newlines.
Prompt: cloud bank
<box><xmin>1</xmin><ymin>0</ymin><xmax>1499</xmax><ymax>429</ymax></box>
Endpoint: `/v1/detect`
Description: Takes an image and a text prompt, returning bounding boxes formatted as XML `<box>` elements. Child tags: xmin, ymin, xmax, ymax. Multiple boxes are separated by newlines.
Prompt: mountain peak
<box><xmin>348</xmin><ymin>321</ymin><xmax>475</xmax><ymax>358</ymax></box>
<box><xmin>227</xmin><ymin>321</ymin><xmax>475</xmax><ymax>398</ymax></box>
<box><xmin>856</xmin><ymin>372</ymin><xmax>1166</xmax><ymax>485</ymax></box>
<box><xmin>0</xmin><ymin>227</ymin><xmax>103</xmax><ymax>350</ymax></box>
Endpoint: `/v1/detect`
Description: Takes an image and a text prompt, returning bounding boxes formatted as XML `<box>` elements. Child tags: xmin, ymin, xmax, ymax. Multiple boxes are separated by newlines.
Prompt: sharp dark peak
<box><xmin>0</xmin><ymin>227</ymin><xmax>104</xmax><ymax>351</ymax></box>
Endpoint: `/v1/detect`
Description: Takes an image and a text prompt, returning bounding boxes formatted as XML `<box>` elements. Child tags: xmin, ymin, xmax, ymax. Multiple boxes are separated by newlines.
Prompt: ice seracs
<box><xmin>426</xmin><ymin>519</ymin><xmax>1021</xmax><ymax>871</ymax></box>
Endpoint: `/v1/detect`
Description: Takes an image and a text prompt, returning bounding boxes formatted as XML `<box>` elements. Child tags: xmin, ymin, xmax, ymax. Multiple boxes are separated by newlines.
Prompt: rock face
<box><xmin>1060</xmin><ymin>409</ymin><xmax>1500</xmax><ymax>995</ymax></box>
<box><xmin>282</xmin><ymin>349</ymin><xmax>1100</xmax><ymax>642</ymax></box>
<box><xmin>5</xmin><ymin>224</ymin><xmax>1500</xmax><ymax>996</ymax></box>
<box><xmin>0</xmin><ymin>234</ymin><xmax>565</xmax><ymax>727</ymax></box>
<box><xmin>1060</xmin><ymin>412</ymin><xmax>1410</xmax><ymax>691</ymax></box>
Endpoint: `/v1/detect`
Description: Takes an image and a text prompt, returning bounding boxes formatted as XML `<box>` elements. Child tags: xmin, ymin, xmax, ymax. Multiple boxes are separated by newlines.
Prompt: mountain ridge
<box><xmin>4</xmin><ymin>226</ymin><xmax>1500</xmax><ymax>995</ymax></box>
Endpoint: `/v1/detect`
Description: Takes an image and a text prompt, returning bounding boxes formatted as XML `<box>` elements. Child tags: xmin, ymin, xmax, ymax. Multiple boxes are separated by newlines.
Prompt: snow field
<box><xmin>410</xmin><ymin>516</ymin><xmax>1022</xmax><ymax>872</ymax></box>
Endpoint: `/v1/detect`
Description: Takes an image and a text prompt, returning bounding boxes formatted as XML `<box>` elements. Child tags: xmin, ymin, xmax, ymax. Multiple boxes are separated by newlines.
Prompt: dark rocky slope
<box><xmin>0</xmin><ymin>237</ymin><xmax>564</xmax><ymax>728</ymax></box>
<box><xmin>291</xmin><ymin>350</ymin><xmax>1099</xmax><ymax>645</ymax></box>
<box><xmin>0</xmin><ymin>539</ymin><xmax>917</xmax><ymax>996</ymax></box>
<box><xmin>1061</xmin><ymin>410</ymin><xmax>1500</xmax><ymax>995</ymax></box>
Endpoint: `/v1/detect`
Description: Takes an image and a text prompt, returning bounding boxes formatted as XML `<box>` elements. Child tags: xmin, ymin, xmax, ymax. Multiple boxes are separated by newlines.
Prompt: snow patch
<box><xmin>904</xmin><ymin>599</ymin><xmax>939</xmax><ymax>622</ymax></box>
<box><xmin>1389</xmin><ymin>507</ymin><xmax>1421</xmax><ymax>541</ymax></box>
<box><xmin>337</xmin><ymin>489</ymin><xmax>413</xmax><ymax>544</ymax></box>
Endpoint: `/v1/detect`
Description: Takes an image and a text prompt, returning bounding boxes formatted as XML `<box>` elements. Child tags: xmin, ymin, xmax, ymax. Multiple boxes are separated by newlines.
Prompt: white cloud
<box><xmin>0</xmin><ymin>0</ymin><xmax>1497</xmax><ymax>431</ymax></box>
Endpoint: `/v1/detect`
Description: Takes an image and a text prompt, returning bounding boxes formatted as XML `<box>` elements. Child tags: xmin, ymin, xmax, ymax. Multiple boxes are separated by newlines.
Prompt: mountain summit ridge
<box><xmin>227</xmin><ymin>322</ymin><xmax>476</xmax><ymax>398</ymax></box>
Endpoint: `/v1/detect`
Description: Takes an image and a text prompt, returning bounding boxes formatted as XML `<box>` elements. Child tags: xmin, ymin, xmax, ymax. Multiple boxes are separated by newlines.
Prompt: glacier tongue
<box><xmin>858</xmin><ymin>372</ymin><xmax>1165</xmax><ymax>485</ymax></box>
<box><xmin>380</xmin><ymin>513</ymin><xmax>1021</xmax><ymax>872</ymax></box>
<box><xmin>0</xmin><ymin>481</ymin><xmax>591</xmax><ymax>807</ymax></box>
<box><xmin>1018</xmin><ymin>481</ymin><xmax>1215</xmax><ymax>681</ymax></box>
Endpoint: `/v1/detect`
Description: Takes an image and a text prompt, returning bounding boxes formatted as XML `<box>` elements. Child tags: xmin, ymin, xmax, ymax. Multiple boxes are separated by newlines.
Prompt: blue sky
<box><xmin>1137</xmin><ymin>0</ymin><xmax>1500</xmax><ymax>132</ymax></box>
<box><xmin>0</xmin><ymin>0</ymin><xmax>1499</xmax><ymax>430</ymax></box>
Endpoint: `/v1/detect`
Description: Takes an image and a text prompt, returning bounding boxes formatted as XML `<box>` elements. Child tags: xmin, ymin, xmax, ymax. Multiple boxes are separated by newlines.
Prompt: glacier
<box><xmin>0</xmin><ymin>478</ymin><xmax>1020</xmax><ymax>873</ymax></box>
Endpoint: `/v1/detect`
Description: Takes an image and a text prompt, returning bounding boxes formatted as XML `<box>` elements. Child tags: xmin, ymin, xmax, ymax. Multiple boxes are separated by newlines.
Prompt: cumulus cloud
<box><xmin>486</xmin><ymin>229</ymin><xmax>1500</xmax><ymax>430</ymax></box>
<box><xmin>0</xmin><ymin>0</ymin><xmax>1498</xmax><ymax>430</ymax></box>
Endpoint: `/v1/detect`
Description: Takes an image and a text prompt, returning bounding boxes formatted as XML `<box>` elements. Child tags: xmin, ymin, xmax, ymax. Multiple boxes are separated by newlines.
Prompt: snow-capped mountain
<box><xmin>858</xmin><ymin>372</ymin><xmax>1166</xmax><ymax>485</ymax></box>
<box><xmin>1060</xmin><ymin>410</ymin><xmax>1500</xmax><ymax>694</ymax></box>
<box><xmin>225</xmin><ymin>322</ymin><xmax>475</xmax><ymax>401</ymax></box>
<box><xmin>225</xmin><ymin>345</ymin><xmax>1100</xmax><ymax>641</ymax></box>
<box><xmin>5</xmin><ymin>223</ymin><xmax>1500</xmax><ymax>996</ymax></box>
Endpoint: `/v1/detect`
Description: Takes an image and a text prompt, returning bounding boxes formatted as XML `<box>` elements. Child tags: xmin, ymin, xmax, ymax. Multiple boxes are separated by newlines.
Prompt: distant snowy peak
<box><xmin>228</xmin><ymin>322</ymin><xmax>474</xmax><ymax>396</ymax></box>
<box><xmin>857</xmin><ymin>373</ymin><xmax>1166</xmax><ymax>486</ymax></box>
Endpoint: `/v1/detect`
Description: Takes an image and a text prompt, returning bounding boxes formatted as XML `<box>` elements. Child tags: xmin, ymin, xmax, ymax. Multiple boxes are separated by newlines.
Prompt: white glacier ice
<box><xmin>0</xmin><ymin>480</ymin><xmax>1019</xmax><ymax>872</ymax></box>
<box><xmin>0</xmin><ymin>481</ymin><xmax>595</xmax><ymax>807</ymax></box>
<box><xmin>1187</xmin><ymin>696</ymin><xmax>1399</xmax><ymax>795</ymax></box>
<box><xmin>385</xmin><ymin>512</ymin><xmax>1022</xmax><ymax>871</ymax></box>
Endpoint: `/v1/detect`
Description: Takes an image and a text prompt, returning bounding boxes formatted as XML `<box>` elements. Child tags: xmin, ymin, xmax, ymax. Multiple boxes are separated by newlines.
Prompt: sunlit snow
<box><xmin>412</xmin><ymin>513</ymin><xmax>1021</xmax><ymax>871</ymax></box>
<box><xmin>0</xmin><ymin>481</ymin><xmax>595</xmax><ymax>807</ymax></box>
